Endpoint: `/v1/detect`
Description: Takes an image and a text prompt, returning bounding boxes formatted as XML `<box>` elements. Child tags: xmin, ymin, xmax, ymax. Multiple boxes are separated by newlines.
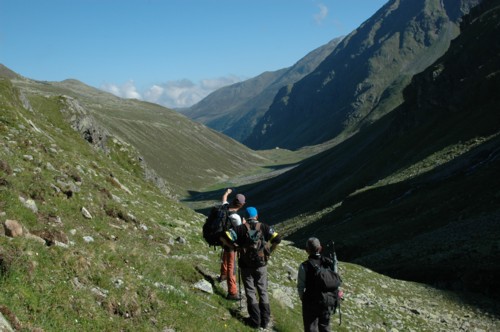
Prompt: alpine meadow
<box><xmin>1</xmin><ymin>0</ymin><xmax>500</xmax><ymax>331</ymax></box>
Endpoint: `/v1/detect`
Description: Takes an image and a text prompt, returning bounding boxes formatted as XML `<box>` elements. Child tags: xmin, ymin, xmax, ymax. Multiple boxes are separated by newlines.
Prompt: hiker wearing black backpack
<box><xmin>225</xmin><ymin>206</ymin><xmax>281</xmax><ymax>329</ymax></box>
<box><xmin>217</xmin><ymin>188</ymin><xmax>246</xmax><ymax>300</ymax></box>
<box><xmin>297</xmin><ymin>237</ymin><xmax>342</xmax><ymax>332</ymax></box>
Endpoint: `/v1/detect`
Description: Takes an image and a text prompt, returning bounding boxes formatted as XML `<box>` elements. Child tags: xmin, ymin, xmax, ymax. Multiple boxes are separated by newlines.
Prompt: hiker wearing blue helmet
<box><xmin>225</xmin><ymin>206</ymin><xmax>281</xmax><ymax>329</ymax></box>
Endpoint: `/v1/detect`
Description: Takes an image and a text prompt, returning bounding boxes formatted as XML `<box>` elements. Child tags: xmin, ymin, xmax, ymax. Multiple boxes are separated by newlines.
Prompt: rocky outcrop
<box><xmin>59</xmin><ymin>95</ymin><xmax>110</xmax><ymax>152</ymax></box>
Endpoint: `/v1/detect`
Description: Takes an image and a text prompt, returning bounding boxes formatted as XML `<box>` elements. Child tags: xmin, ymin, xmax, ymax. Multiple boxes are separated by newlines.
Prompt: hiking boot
<box><xmin>226</xmin><ymin>293</ymin><xmax>241</xmax><ymax>301</ymax></box>
<box><xmin>260</xmin><ymin>321</ymin><xmax>272</xmax><ymax>330</ymax></box>
<box><xmin>243</xmin><ymin>317</ymin><xmax>259</xmax><ymax>329</ymax></box>
<box><xmin>260</xmin><ymin>320</ymin><xmax>272</xmax><ymax>330</ymax></box>
<box><xmin>260</xmin><ymin>303</ymin><xmax>271</xmax><ymax>329</ymax></box>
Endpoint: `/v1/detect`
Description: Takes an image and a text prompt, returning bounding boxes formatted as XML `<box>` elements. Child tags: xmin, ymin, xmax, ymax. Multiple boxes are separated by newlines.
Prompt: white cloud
<box><xmin>101</xmin><ymin>80</ymin><xmax>142</xmax><ymax>100</ymax></box>
<box><xmin>101</xmin><ymin>76</ymin><xmax>242</xmax><ymax>109</ymax></box>
<box><xmin>314</xmin><ymin>3</ymin><xmax>329</xmax><ymax>24</ymax></box>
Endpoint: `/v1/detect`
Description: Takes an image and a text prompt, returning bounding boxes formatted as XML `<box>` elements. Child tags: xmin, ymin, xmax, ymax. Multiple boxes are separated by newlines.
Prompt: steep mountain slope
<box><xmin>1</xmin><ymin>75</ymin><xmax>499</xmax><ymax>331</ymax></box>
<box><xmin>4</xmin><ymin>72</ymin><xmax>267</xmax><ymax>197</ymax></box>
<box><xmin>0</xmin><ymin>65</ymin><xmax>20</xmax><ymax>80</ymax></box>
<box><xmin>240</xmin><ymin>0</ymin><xmax>500</xmax><ymax>299</ymax></box>
<box><xmin>245</xmin><ymin>0</ymin><xmax>481</xmax><ymax>150</ymax></box>
<box><xmin>180</xmin><ymin>38</ymin><xmax>342</xmax><ymax>142</ymax></box>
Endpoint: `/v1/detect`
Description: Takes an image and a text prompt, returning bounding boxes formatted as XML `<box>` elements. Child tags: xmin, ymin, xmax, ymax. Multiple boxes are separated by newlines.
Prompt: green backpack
<box><xmin>240</xmin><ymin>223</ymin><xmax>270</xmax><ymax>267</ymax></box>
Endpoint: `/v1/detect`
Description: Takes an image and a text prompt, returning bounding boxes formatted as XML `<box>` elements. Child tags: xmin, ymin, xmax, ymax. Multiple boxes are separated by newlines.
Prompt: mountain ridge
<box><xmin>244</xmin><ymin>0</ymin><xmax>481</xmax><ymax>150</ymax></box>
<box><xmin>180</xmin><ymin>37</ymin><xmax>342</xmax><ymax>142</ymax></box>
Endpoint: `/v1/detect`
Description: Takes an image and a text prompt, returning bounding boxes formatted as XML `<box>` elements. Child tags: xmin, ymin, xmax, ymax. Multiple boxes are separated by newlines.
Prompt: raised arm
<box><xmin>221</xmin><ymin>188</ymin><xmax>232</xmax><ymax>204</ymax></box>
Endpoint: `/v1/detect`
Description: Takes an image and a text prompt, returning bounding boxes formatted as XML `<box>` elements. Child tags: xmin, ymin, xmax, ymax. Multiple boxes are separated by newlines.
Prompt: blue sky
<box><xmin>1</xmin><ymin>0</ymin><xmax>388</xmax><ymax>108</ymax></box>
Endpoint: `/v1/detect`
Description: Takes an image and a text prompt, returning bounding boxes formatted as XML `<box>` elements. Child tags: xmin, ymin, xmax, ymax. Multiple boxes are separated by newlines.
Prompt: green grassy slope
<box><xmin>8</xmin><ymin>76</ymin><xmax>267</xmax><ymax>198</ymax></box>
<box><xmin>0</xmin><ymin>78</ymin><xmax>286</xmax><ymax>331</ymax></box>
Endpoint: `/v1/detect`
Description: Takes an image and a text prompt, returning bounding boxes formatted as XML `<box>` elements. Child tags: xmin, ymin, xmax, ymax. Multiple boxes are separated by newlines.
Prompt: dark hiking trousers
<box><xmin>241</xmin><ymin>265</ymin><xmax>271</xmax><ymax>328</ymax></box>
<box><xmin>302</xmin><ymin>301</ymin><xmax>332</xmax><ymax>332</ymax></box>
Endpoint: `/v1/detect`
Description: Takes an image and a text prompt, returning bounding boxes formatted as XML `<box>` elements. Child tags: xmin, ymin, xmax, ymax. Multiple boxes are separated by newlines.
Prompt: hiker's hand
<box><xmin>226</xmin><ymin>188</ymin><xmax>233</xmax><ymax>194</ymax></box>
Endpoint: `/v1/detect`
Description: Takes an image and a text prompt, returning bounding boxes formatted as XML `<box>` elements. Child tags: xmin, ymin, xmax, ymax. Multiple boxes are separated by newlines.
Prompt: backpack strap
<box><xmin>244</xmin><ymin>221</ymin><xmax>261</xmax><ymax>231</ymax></box>
<box><xmin>225</xmin><ymin>209</ymin><xmax>239</xmax><ymax>229</ymax></box>
<box><xmin>306</xmin><ymin>256</ymin><xmax>322</xmax><ymax>267</ymax></box>
<box><xmin>320</xmin><ymin>256</ymin><xmax>334</xmax><ymax>269</ymax></box>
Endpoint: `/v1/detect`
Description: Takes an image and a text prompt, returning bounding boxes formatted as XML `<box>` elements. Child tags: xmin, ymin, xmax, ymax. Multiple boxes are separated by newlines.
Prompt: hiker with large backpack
<box><xmin>297</xmin><ymin>237</ymin><xmax>342</xmax><ymax>332</ymax></box>
<box><xmin>225</xmin><ymin>206</ymin><xmax>281</xmax><ymax>329</ymax></box>
<box><xmin>215</xmin><ymin>188</ymin><xmax>246</xmax><ymax>300</ymax></box>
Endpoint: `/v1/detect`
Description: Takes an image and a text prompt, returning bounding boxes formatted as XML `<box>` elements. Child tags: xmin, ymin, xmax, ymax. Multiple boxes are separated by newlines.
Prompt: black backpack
<box><xmin>308</xmin><ymin>259</ymin><xmax>342</xmax><ymax>311</ymax></box>
<box><xmin>202</xmin><ymin>205</ymin><xmax>233</xmax><ymax>247</ymax></box>
<box><xmin>239</xmin><ymin>223</ymin><xmax>270</xmax><ymax>267</ymax></box>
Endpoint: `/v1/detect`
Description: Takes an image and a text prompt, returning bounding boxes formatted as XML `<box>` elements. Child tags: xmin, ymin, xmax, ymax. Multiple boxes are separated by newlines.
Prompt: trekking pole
<box><xmin>338</xmin><ymin>294</ymin><xmax>342</xmax><ymax>325</ymax></box>
<box><xmin>328</xmin><ymin>240</ymin><xmax>342</xmax><ymax>325</ymax></box>
<box><xmin>237</xmin><ymin>253</ymin><xmax>243</xmax><ymax>310</ymax></box>
<box><xmin>327</xmin><ymin>240</ymin><xmax>338</xmax><ymax>273</ymax></box>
